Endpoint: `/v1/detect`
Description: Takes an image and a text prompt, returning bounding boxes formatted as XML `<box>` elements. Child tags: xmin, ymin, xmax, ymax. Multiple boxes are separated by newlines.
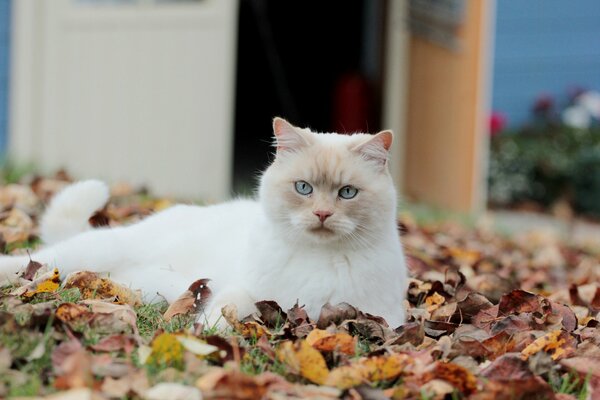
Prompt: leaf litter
<box><xmin>0</xmin><ymin>174</ymin><xmax>600</xmax><ymax>398</ymax></box>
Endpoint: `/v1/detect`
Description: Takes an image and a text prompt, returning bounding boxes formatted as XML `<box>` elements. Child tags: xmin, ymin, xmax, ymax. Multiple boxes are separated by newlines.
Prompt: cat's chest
<box><xmin>247</xmin><ymin>249</ymin><xmax>371</xmax><ymax>309</ymax></box>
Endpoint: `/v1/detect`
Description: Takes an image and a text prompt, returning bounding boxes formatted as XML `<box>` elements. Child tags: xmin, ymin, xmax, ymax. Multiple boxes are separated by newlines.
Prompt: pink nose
<box><xmin>313</xmin><ymin>210</ymin><xmax>333</xmax><ymax>223</ymax></box>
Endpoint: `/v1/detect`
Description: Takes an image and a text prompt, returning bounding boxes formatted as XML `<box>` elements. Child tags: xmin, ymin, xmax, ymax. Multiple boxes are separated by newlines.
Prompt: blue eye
<box><xmin>338</xmin><ymin>185</ymin><xmax>358</xmax><ymax>199</ymax></box>
<box><xmin>295</xmin><ymin>181</ymin><xmax>313</xmax><ymax>195</ymax></box>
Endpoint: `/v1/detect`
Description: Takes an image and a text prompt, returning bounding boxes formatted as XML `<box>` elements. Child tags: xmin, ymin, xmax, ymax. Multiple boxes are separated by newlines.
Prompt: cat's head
<box><xmin>259</xmin><ymin>118</ymin><xmax>397</xmax><ymax>247</ymax></box>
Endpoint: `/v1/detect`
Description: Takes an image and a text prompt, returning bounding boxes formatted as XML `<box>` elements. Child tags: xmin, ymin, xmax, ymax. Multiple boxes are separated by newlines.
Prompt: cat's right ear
<box><xmin>273</xmin><ymin>117</ymin><xmax>311</xmax><ymax>154</ymax></box>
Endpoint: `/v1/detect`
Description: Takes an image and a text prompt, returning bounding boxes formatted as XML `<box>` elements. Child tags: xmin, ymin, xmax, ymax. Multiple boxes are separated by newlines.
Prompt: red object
<box><xmin>532</xmin><ymin>93</ymin><xmax>555</xmax><ymax>116</ymax></box>
<box><xmin>489</xmin><ymin>112</ymin><xmax>507</xmax><ymax>136</ymax></box>
<box><xmin>332</xmin><ymin>73</ymin><xmax>372</xmax><ymax>133</ymax></box>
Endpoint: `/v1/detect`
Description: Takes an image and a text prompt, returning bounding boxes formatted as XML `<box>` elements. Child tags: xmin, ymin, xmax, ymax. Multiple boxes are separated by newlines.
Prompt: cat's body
<box><xmin>0</xmin><ymin>119</ymin><xmax>407</xmax><ymax>327</ymax></box>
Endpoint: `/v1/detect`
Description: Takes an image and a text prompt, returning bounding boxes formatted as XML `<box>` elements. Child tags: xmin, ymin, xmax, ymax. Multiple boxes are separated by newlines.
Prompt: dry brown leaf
<box><xmin>163</xmin><ymin>278</ymin><xmax>211</xmax><ymax>321</ymax></box>
<box><xmin>80</xmin><ymin>299</ymin><xmax>140</xmax><ymax>337</ymax></box>
<box><xmin>63</xmin><ymin>271</ymin><xmax>142</xmax><ymax>306</ymax></box>
<box><xmin>222</xmin><ymin>303</ymin><xmax>270</xmax><ymax>338</ymax></box>
<box><xmin>196</xmin><ymin>369</ymin><xmax>282</xmax><ymax>399</ymax></box>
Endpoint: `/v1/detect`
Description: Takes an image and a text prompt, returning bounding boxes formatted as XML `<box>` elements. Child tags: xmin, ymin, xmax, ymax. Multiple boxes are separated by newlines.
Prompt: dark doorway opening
<box><xmin>232</xmin><ymin>0</ymin><xmax>387</xmax><ymax>194</ymax></box>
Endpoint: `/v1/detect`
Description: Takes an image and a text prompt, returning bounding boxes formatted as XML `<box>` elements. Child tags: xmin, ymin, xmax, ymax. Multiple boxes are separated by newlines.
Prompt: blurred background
<box><xmin>0</xmin><ymin>0</ymin><xmax>599</xmax><ymax>222</ymax></box>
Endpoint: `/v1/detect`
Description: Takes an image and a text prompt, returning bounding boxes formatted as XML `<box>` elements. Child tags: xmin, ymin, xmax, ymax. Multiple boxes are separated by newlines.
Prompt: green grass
<box><xmin>134</xmin><ymin>301</ymin><xmax>197</xmax><ymax>339</ymax></box>
<box><xmin>0</xmin><ymin>161</ymin><xmax>37</xmax><ymax>185</ymax></box>
<box><xmin>239</xmin><ymin>345</ymin><xmax>287</xmax><ymax>376</ymax></box>
<box><xmin>4</xmin><ymin>238</ymin><xmax>42</xmax><ymax>254</ymax></box>
<box><xmin>550</xmin><ymin>371</ymin><xmax>590</xmax><ymax>400</ymax></box>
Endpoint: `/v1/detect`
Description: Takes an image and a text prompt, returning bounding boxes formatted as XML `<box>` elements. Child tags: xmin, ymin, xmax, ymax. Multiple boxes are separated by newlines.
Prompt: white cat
<box><xmin>0</xmin><ymin>118</ymin><xmax>408</xmax><ymax>327</ymax></box>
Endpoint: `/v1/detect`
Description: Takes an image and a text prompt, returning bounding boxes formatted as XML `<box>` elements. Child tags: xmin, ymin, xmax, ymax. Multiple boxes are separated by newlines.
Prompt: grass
<box><xmin>4</xmin><ymin>238</ymin><xmax>42</xmax><ymax>254</ymax></box>
<box><xmin>239</xmin><ymin>346</ymin><xmax>287</xmax><ymax>376</ymax></box>
<box><xmin>550</xmin><ymin>371</ymin><xmax>590</xmax><ymax>400</ymax></box>
<box><xmin>0</xmin><ymin>161</ymin><xmax>37</xmax><ymax>185</ymax></box>
<box><xmin>135</xmin><ymin>301</ymin><xmax>198</xmax><ymax>339</ymax></box>
<box><xmin>0</xmin><ymin>316</ymin><xmax>57</xmax><ymax>397</ymax></box>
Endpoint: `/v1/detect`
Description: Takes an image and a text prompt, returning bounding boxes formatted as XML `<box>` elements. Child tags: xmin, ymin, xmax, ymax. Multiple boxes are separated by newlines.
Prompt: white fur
<box><xmin>40</xmin><ymin>180</ymin><xmax>110</xmax><ymax>245</ymax></box>
<box><xmin>0</xmin><ymin>120</ymin><xmax>407</xmax><ymax>328</ymax></box>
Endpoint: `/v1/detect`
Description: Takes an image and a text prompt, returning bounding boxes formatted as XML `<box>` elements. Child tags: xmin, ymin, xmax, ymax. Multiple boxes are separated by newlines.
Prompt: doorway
<box><xmin>232</xmin><ymin>0</ymin><xmax>387</xmax><ymax>193</ymax></box>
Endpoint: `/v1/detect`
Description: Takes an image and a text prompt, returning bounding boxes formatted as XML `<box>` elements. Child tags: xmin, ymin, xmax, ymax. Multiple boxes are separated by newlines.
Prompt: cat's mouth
<box><xmin>310</xmin><ymin>225</ymin><xmax>335</xmax><ymax>235</ymax></box>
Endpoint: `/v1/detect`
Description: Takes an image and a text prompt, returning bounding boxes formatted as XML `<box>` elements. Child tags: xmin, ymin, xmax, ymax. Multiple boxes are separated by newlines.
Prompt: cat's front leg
<box><xmin>199</xmin><ymin>286</ymin><xmax>257</xmax><ymax>330</ymax></box>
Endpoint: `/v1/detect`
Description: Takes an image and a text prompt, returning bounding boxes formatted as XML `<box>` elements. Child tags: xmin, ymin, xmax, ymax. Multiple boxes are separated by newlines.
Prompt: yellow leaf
<box><xmin>23</xmin><ymin>268</ymin><xmax>60</xmax><ymax>297</ymax></box>
<box><xmin>153</xmin><ymin>199</ymin><xmax>173</xmax><ymax>211</ymax></box>
<box><xmin>277</xmin><ymin>341</ymin><xmax>301</xmax><ymax>375</ymax></box>
<box><xmin>221</xmin><ymin>304</ymin><xmax>270</xmax><ymax>338</ymax></box>
<box><xmin>306</xmin><ymin>329</ymin><xmax>330</xmax><ymax>346</ymax></box>
<box><xmin>147</xmin><ymin>333</ymin><xmax>185</xmax><ymax>370</ymax></box>
<box><xmin>358</xmin><ymin>353</ymin><xmax>410</xmax><ymax>382</ymax></box>
<box><xmin>306</xmin><ymin>329</ymin><xmax>356</xmax><ymax>355</ymax></box>
<box><xmin>447</xmin><ymin>247</ymin><xmax>481</xmax><ymax>265</ymax></box>
<box><xmin>521</xmin><ymin>330</ymin><xmax>566</xmax><ymax>361</ymax></box>
<box><xmin>277</xmin><ymin>340</ymin><xmax>329</xmax><ymax>385</ymax></box>
<box><xmin>326</xmin><ymin>353</ymin><xmax>412</xmax><ymax>389</ymax></box>
<box><xmin>425</xmin><ymin>292</ymin><xmax>445</xmax><ymax>312</ymax></box>
<box><xmin>325</xmin><ymin>365</ymin><xmax>365</xmax><ymax>389</ymax></box>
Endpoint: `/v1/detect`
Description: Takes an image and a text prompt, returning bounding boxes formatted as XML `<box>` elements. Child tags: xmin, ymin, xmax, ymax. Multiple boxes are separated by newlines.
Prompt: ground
<box><xmin>1</xmin><ymin>173</ymin><xmax>600</xmax><ymax>399</ymax></box>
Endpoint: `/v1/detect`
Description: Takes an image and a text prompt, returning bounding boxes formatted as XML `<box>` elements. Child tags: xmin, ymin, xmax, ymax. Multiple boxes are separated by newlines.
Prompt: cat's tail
<box><xmin>40</xmin><ymin>180</ymin><xmax>110</xmax><ymax>245</ymax></box>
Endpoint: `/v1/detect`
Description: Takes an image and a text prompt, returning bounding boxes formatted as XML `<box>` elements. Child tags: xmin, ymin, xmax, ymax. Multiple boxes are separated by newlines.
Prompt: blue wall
<box><xmin>0</xmin><ymin>0</ymin><xmax>10</xmax><ymax>156</ymax></box>
<box><xmin>492</xmin><ymin>0</ymin><xmax>600</xmax><ymax>127</ymax></box>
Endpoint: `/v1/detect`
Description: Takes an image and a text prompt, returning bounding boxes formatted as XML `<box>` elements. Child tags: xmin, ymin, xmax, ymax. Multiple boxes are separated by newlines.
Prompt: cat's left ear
<box><xmin>353</xmin><ymin>130</ymin><xmax>393</xmax><ymax>166</ymax></box>
<box><xmin>273</xmin><ymin>117</ymin><xmax>312</xmax><ymax>154</ymax></box>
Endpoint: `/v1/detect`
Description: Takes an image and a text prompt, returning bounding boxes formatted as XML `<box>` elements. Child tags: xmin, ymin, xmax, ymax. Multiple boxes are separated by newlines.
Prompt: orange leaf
<box><xmin>521</xmin><ymin>330</ymin><xmax>573</xmax><ymax>361</ymax></box>
<box><xmin>63</xmin><ymin>271</ymin><xmax>141</xmax><ymax>306</ymax></box>
<box><xmin>425</xmin><ymin>292</ymin><xmax>445</xmax><ymax>312</ymax></box>
<box><xmin>358</xmin><ymin>353</ymin><xmax>411</xmax><ymax>382</ymax></box>
<box><xmin>306</xmin><ymin>329</ymin><xmax>356</xmax><ymax>355</ymax></box>
<box><xmin>21</xmin><ymin>268</ymin><xmax>60</xmax><ymax>297</ymax></box>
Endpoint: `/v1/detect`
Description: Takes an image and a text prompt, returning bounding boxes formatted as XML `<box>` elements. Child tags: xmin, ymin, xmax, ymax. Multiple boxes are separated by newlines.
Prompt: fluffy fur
<box><xmin>0</xmin><ymin>118</ymin><xmax>408</xmax><ymax>327</ymax></box>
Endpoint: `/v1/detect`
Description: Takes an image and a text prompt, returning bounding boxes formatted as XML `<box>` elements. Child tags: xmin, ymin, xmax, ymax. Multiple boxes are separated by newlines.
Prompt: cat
<box><xmin>0</xmin><ymin>118</ymin><xmax>408</xmax><ymax>328</ymax></box>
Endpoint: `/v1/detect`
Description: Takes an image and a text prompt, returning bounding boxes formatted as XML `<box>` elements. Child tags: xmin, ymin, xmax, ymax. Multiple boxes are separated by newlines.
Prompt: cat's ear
<box><xmin>272</xmin><ymin>117</ymin><xmax>312</xmax><ymax>153</ymax></box>
<box><xmin>353</xmin><ymin>130</ymin><xmax>393</xmax><ymax>166</ymax></box>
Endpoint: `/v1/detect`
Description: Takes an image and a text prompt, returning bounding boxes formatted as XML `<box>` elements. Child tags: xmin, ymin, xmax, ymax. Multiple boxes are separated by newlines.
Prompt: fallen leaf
<box><xmin>81</xmin><ymin>299</ymin><xmax>140</xmax><ymax>337</ymax></box>
<box><xmin>222</xmin><ymin>303</ymin><xmax>270</xmax><ymax>338</ymax></box>
<box><xmin>176</xmin><ymin>335</ymin><xmax>219</xmax><ymax>356</ymax></box>
<box><xmin>146</xmin><ymin>332</ymin><xmax>185</xmax><ymax>370</ymax></box>
<box><xmin>12</xmin><ymin>267</ymin><xmax>60</xmax><ymax>297</ymax></box>
<box><xmin>145</xmin><ymin>382</ymin><xmax>202</xmax><ymax>400</ymax></box>
<box><xmin>63</xmin><ymin>271</ymin><xmax>142</xmax><ymax>306</ymax></box>
<box><xmin>89</xmin><ymin>334</ymin><xmax>137</xmax><ymax>354</ymax></box>
<box><xmin>425</xmin><ymin>292</ymin><xmax>446</xmax><ymax>312</ymax></box>
<box><xmin>20</xmin><ymin>258</ymin><xmax>44</xmax><ymax>280</ymax></box>
<box><xmin>88</xmin><ymin>209</ymin><xmax>111</xmax><ymax>228</ymax></box>
<box><xmin>255</xmin><ymin>300</ymin><xmax>287</xmax><ymax>329</ymax></box>
<box><xmin>521</xmin><ymin>330</ymin><xmax>575</xmax><ymax>361</ymax></box>
<box><xmin>277</xmin><ymin>340</ymin><xmax>329</xmax><ymax>384</ymax></box>
<box><xmin>317</xmin><ymin>302</ymin><xmax>358</xmax><ymax>329</ymax></box>
<box><xmin>163</xmin><ymin>278</ymin><xmax>211</xmax><ymax>321</ymax></box>
<box><xmin>196</xmin><ymin>369</ymin><xmax>283</xmax><ymax>399</ymax></box>
<box><xmin>306</xmin><ymin>328</ymin><xmax>356</xmax><ymax>355</ymax></box>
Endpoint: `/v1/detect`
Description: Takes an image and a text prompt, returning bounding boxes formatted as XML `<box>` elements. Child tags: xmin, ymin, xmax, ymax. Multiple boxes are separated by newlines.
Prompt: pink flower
<box><xmin>489</xmin><ymin>112</ymin><xmax>507</xmax><ymax>136</ymax></box>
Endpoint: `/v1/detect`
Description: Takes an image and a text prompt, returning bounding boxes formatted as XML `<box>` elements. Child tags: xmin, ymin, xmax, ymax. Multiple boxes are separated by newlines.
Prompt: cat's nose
<box><xmin>313</xmin><ymin>210</ymin><xmax>333</xmax><ymax>223</ymax></box>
